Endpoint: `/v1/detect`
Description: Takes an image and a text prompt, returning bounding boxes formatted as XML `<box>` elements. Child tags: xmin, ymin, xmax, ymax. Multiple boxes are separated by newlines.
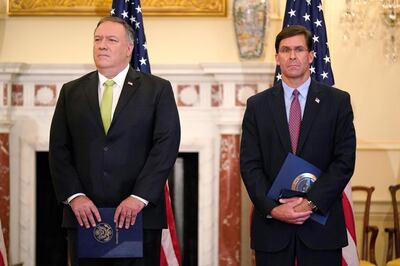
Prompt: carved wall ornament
<box><xmin>8</xmin><ymin>0</ymin><xmax>227</xmax><ymax>16</ymax></box>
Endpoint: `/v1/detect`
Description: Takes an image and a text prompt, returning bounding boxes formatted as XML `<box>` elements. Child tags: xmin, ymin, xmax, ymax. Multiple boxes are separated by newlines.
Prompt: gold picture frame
<box><xmin>8</xmin><ymin>0</ymin><xmax>227</xmax><ymax>16</ymax></box>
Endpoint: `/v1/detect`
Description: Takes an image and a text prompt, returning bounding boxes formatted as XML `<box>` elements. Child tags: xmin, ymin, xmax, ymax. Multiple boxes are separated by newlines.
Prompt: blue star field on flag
<box><xmin>111</xmin><ymin>0</ymin><xmax>151</xmax><ymax>74</ymax></box>
<box><xmin>275</xmin><ymin>0</ymin><xmax>334</xmax><ymax>86</ymax></box>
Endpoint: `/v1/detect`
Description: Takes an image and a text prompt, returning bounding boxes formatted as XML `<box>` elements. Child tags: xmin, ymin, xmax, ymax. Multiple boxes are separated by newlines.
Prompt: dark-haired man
<box><xmin>240</xmin><ymin>25</ymin><xmax>356</xmax><ymax>266</ymax></box>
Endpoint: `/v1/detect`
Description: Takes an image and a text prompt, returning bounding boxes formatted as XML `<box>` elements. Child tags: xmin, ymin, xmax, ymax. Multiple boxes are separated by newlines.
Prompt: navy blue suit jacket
<box><xmin>240</xmin><ymin>80</ymin><xmax>356</xmax><ymax>251</ymax></box>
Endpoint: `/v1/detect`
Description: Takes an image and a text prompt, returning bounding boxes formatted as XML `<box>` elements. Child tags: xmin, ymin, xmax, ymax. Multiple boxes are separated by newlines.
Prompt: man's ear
<box><xmin>275</xmin><ymin>54</ymin><xmax>280</xmax><ymax>66</ymax></box>
<box><xmin>308</xmin><ymin>50</ymin><xmax>314</xmax><ymax>64</ymax></box>
<box><xmin>127</xmin><ymin>43</ymin><xmax>134</xmax><ymax>56</ymax></box>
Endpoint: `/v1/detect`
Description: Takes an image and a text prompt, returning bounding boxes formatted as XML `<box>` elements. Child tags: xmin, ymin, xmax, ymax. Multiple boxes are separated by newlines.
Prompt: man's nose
<box><xmin>289</xmin><ymin>49</ymin><xmax>297</xmax><ymax>59</ymax></box>
<box><xmin>98</xmin><ymin>40</ymin><xmax>108</xmax><ymax>50</ymax></box>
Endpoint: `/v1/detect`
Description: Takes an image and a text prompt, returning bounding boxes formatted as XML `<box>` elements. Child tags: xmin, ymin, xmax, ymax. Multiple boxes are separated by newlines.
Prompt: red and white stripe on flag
<box><xmin>0</xmin><ymin>218</ymin><xmax>8</xmax><ymax>266</ymax></box>
<box><xmin>160</xmin><ymin>184</ymin><xmax>182</xmax><ymax>266</ymax></box>
<box><xmin>342</xmin><ymin>183</ymin><xmax>359</xmax><ymax>266</ymax></box>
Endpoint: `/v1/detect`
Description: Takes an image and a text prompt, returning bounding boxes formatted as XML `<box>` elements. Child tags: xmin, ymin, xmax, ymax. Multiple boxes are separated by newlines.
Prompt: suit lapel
<box><xmin>110</xmin><ymin>67</ymin><xmax>141</xmax><ymax>129</ymax></box>
<box><xmin>83</xmin><ymin>72</ymin><xmax>104</xmax><ymax>131</ymax></box>
<box><xmin>297</xmin><ymin>80</ymin><xmax>323</xmax><ymax>154</ymax></box>
<box><xmin>268</xmin><ymin>84</ymin><xmax>292</xmax><ymax>154</ymax></box>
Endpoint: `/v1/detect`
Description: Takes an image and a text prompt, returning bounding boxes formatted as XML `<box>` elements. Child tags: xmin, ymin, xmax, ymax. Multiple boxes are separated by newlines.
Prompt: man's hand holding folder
<box><xmin>78</xmin><ymin>208</ymin><xmax>143</xmax><ymax>258</ymax></box>
<box><xmin>266</xmin><ymin>153</ymin><xmax>329</xmax><ymax>225</ymax></box>
<box><xmin>271</xmin><ymin>197</ymin><xmax>312</xmax><ymax>225</ymax></box>
<box><xmin>70</xmin><ymin>195</ymin><xmax>145</xmax><ymax>230</ymax></box>
<box><xmin>114</xmin><ymin>196</ymin><xmax>145</xmax><ymax>229</ymax></box>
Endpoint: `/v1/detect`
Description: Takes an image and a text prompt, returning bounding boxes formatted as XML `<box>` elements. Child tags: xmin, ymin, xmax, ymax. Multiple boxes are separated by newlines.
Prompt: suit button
<box><xmin>104</xmin><ymin>171</ymin><xmax>108</xmax><ymax>176</ymax></box>
<box><xmin>104</xmin><ymin>147</ymin><xmax>109</xmax><ymax>152</ymax></box>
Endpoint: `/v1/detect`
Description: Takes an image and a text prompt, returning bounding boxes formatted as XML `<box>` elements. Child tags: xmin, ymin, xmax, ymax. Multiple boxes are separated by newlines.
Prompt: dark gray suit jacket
<box><xmin>240</xmin><ymin>80</ymin><xmax>356</xmax><ymax>251</ymax></box>
<box><xmin>49</xmin><ymin>67</ymin><xmax>181</xmax><ymax>230</ymax></box>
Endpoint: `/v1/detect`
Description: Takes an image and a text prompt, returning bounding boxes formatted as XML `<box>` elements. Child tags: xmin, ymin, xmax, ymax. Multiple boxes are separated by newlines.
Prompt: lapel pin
<box><xmin>315</xmin><ymin>98</ymin><xmax>320</xmax><ymax>104</ymax></box>
<box><xmin>128</xmin><ymin>81</ymin><xmax>133</xmax><ymax>86</ymax></box>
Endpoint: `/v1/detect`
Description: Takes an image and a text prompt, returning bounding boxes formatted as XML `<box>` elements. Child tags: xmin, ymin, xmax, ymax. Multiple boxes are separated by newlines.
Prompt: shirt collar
<box><xmin>282</xmin><ymin>77</ymin><xmax>311</xmax><ymax>99</ymax></box>
<box><xmin>98</xmin><ymin>64</ymin><xmax>130</xmax><ymax>88</ymax></box>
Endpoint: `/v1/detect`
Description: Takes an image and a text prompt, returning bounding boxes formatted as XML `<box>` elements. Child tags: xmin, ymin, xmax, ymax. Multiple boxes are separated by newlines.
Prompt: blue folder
<box><xmin>78</xmin><ymin>208</ymin><xmax>143</xmax><ymax>258</ymax></box>
<box><xmin>266</xmin><ymin>153</ymin><xmax>329</xmax><ymax>225</ymax></box>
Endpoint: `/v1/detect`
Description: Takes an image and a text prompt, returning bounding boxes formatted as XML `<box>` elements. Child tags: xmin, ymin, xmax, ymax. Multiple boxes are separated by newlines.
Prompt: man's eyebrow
<box><xmin>94</xmin><ymin>34</ymin><xmax>119</xmax><ymax>38</ymax></box>
<box><xmin>281</xmin><ymin>45</ymin><xmax>305</xmax><ymax>48</ymax></box>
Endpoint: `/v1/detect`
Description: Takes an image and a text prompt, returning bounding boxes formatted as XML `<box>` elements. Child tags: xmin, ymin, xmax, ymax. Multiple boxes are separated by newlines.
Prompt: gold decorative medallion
<box><xmin>8</xmin><ymin>0</ymin><xmax>227</xmax><ymax>16</ymax></box>
<box><xmin>93</xmin><ymin>223</ymin><xmax>113</xmax><ymax>243</ymax></box>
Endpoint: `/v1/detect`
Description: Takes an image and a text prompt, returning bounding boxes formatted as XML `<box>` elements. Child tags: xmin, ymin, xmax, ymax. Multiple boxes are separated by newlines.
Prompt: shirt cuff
<box><xmin>130</xmin><ymin>195</ymin><xmax>148</xmax><ymax>206</ymax></box>
<box><xmin>65</xmin><ymin>193</ymin><xmax>86</xmax><ymax>204</ymax></box>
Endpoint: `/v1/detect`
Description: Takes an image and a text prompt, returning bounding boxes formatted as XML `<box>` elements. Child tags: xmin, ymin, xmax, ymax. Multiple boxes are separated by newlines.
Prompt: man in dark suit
<box><xmin>49</xmin><ymin>16</ymin><xmax>180</xmax><ymax>266</ymax></box>
<box><xmin>240</xmin><ymin>25</ymin><xmax>356</xmax><ymax>266</ymax></box>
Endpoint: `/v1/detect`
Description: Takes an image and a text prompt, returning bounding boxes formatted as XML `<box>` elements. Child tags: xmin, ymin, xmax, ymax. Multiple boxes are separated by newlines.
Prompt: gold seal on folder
<box><xmin>93</xmin><ymin>223</ymin><xmax>113</xmax><ymax>243</ymax></box>
<box><xmin>291</xmin><ymin>173</ymin><xmax>317</xmax><ymax>193</ymax></box>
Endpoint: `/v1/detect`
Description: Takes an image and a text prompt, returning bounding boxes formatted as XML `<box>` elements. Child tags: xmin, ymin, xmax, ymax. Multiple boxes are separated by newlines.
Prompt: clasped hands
<box><xmin>70</xmin><ymin>195</ymin><xmax>145</xmax><ymax>229</ymax></box>
<box><xmin>270</xmin><ymin>197</ymin><xmax>313</xmax><ymax>225</ymax></box>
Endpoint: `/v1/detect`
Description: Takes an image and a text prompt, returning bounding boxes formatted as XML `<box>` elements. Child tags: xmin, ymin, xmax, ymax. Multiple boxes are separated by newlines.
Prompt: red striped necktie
<box><xmin>289</xmin><ymin>89</ymin><xmax>301</xmax><ymax>154</ymax></box>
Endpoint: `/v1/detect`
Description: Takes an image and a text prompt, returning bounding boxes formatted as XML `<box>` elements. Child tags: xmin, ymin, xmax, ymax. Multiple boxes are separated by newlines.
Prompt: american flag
<box><xmin>111</xmin><ymin>1</ymin><xmax>181</xmax><ymax>265</ymax></box>
<box><xmin>277</xmin><ymin>1</ymin><xmax>359</xmax><ymax>266</ymax></box>
<box><xmin>276</xmin><ymin>0</ymin><xmax>334</xmax><ymax>86</ymax></box>
<box><xmin>111</xmin><ymin>0</ymin><xmax>151</xmax><ymax>73</ymax></box>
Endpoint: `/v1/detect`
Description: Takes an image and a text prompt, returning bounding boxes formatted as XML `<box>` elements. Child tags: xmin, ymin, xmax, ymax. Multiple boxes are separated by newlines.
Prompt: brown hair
<box><xmin>275</xmin><ymin>25</ymin><xmax>312</xmax><ymax>53</ymax></box>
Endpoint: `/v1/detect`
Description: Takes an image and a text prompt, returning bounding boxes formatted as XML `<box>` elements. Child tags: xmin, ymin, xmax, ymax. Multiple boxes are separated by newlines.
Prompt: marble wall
<box><xmin>219</xmin><ymin>134</ymin><xmax>241</xmax><ymax>266</ymax></box>
<box><xmin>0</xmin><ymin>133</ymin><xmax>9</xmax><ymax>249</ymax></box>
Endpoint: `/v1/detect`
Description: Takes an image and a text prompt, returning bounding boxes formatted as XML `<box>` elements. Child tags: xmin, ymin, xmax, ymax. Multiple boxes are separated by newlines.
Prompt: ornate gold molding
<box><xmin>8</xmin><ymin>0</ymin><xmax>227</xmax><ymax>16</ymax></box>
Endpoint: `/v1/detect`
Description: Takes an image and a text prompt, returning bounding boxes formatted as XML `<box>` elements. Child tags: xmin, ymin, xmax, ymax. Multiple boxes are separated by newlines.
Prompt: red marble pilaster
<box><xmin>0</xmin><ymin>133</ymin><xmax>9</xmax><ymax>249</ymax></box>
<box><xmin>219</xmin><ymin>134</ymin><xmax>241</xmax><ymax>266</ymax></box>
